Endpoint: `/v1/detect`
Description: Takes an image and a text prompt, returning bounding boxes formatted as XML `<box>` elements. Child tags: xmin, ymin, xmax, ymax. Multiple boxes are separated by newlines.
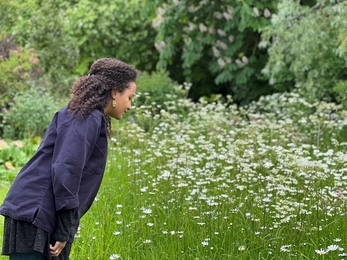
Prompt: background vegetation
<box><xmin>1</xmin><ymin>0</ymin><xmax>346</xmax><ymax>112</ymax></box>
<box><xmin>1</xmin><ymin>0</ymin><xmax>347</xmax><ymax>259</ymax></box>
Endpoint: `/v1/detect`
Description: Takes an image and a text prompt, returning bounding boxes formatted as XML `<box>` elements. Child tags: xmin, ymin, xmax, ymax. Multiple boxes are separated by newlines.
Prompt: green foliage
<box><xmin>143</xmin><ymin>0</ymin><xmax>278</xmax><ymax>104</ymax></box>
<box><xmin>124</xmin><ymin>75</ymin><xmax>191</xmax><ymax>132</ymax></box>
<box><xmin>73</xmin><ymin>92</ymin><xmax>347</xmax><ymax>259</ymax></box>
<box><xmin>0</xmin><ymin>1</ymin><xmax>20</xmax><ymax>33</ymax></box>
<box><xmin>8</xmin><ymin>0</ymin><xmax>79</xmax><ymax>94</ymax></box>
<box><xmin>65</xmin><ymin>0</ymin><xmax>158</xmax><ymax>75</ymax></box>
<box><xmin>0</xmin><ymin>139</ymin><xmax>40</xmax><ymax>184</ymax></box>
<box><xmin>0</xmin><ymin>35</ymin><xmax>40</xmax><ymax>108</ymax></box>
<box><xmin>135</xmin><ymin>70</ymin><xmax>178</xmax><ymax>107</ymax></box>
<box><xmin>260</xmin><ymin>0</ymin><xmax>347</xmax><ymax>106</ymax></box>
<box><xmin>1</xmin><ymin>0</ymin><xmax>158</xmax><ymax>93</ymax></box>
<box><xmin>0</xmin><ymin>87</ymin><xmax>58</xmax><ymax>139</ymax></box>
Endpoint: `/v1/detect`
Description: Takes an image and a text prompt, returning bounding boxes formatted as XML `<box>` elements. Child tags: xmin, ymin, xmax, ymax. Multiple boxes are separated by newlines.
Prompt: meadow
<box><xmin>1</xmin><ymin>88</ymin><xmax>347</xmax><ymax>259</ymax></box>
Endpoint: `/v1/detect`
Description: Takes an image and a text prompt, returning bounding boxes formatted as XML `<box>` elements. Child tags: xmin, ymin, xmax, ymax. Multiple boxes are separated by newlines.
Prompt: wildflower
<box><xmin>238</xmin><ymin>245</ymin><xmax>245</xmax><ymax>251</ymax></box>
<box><xmin>142</xmin><ymin>208</ymin><xmax>152</xmax><ymax>214</ymax></box>
<box><xmin>315</xmin><ymin>249</ymin><xmax>328</xmax><ymax>255</ymax></box>
<box><xmin>144</xmin><ymin>239</ymin><xmax>152</xmax><ymax>244</ymax></box>
<box><xmin>327</xmin><ymin>244</ymin><xmax>341</xmax><ymax>251</ymax></box>
<box><xmin>109</xmin><ymin>254</ymin><xmax>121</xmax><ymax>259</ymax></box>
<box><xmin>280</xmin><ymin>245</ymin><xmax>292</xmax><ymax>252</ymax></box>
<box><xmin>113</xmin><ymin>231</ymin><xmax>121</xmax><ymax>236</ymax></box>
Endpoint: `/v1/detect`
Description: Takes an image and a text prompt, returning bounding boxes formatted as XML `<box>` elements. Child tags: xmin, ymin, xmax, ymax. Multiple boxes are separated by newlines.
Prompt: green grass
<box><xmin>70</xmin><ymin>93</ymin><xmax>347</xmax><ymax>259</ymax></box>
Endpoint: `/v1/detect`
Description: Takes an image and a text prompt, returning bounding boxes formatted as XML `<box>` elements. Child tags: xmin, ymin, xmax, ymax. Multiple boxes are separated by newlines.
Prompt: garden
<box><xmin>1</xmin><ymin>0</ymin><xmax>347</xmax><ymax>259</ymax></box>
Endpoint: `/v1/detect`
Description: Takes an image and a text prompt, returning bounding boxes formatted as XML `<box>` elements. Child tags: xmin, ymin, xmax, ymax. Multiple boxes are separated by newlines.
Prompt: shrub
<box><xmin>143</xmin><ymin>0</ymin><xmax>278</xmax><ymax>103</ymax></box>
<box><xmin>7</xmin><ymin>0</ymin><xmax>79</xmax><ymax>95</ymax></box>
<box><xmin>118</xmin><ymin>71</ymin><xmax>192</xmax><ymax>133</ymax></box>
<box><xmin>66</xmin><ymin>0</ymin><xmax>158</xmax><ymax>75</ymax></box>
<box><xmin>260</xmin><ymin>1</ymin><xmax>347</xmax><ymax>106</ymax></box>
<box><xmin>135</xmin><ymin>70</ymin><xmax>178</xmax><ymax>107</ymax></box>
<box><xmin>0</xmin><ymin>87</ymin><xmax>58</xmax><ymax>139</ymax></box>
<box><xmin>0</xmin><ymin>34</ymin><xmax>40</xmax><ymax>108</ymax></box>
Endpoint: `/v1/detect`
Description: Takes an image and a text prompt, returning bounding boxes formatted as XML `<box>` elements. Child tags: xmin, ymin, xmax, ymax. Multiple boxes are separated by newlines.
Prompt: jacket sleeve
<box><xmin>54</xmin><ymin>209</ymin><xmax>75</xmax><ymax>241</ymax></box>
<box><xmin>51</xmin><ymin>113</ymin><xmax>101</xmax><ymax>211</ymax></box>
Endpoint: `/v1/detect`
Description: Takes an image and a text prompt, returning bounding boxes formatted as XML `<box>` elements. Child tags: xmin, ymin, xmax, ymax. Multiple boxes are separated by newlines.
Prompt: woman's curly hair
<box><xmin>68</xmin><ymin>58</ymin><xmax>137</xmax><ymax>135</ymax></box>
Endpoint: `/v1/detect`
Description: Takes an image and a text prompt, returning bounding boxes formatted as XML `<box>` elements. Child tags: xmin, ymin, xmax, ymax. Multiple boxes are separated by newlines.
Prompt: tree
<box><xmin>2</xmin><ymin>0</ymin><xmax>158</xmax><ymax>93</ymax></box>
<box><xmin>65</xmin><ymin>0</ymin><xmax>158</xmax><ymax>74</ymax></box>
<box><xmin>143</xmin><ymin>0</ymin><xmax>278</xmax><ymax>104</ymax></box>
<box><xmin>260</xmin><ymin>0</ymin><xmax>347</xmax><ymax>106</ymax></box>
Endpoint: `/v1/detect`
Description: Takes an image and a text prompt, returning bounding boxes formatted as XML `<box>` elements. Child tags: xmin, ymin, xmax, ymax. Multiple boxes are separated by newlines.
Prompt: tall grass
<box><xmin>71</xmin><ymin>90</ymin><xmax>347</xmax><ymax>259</ymax></box>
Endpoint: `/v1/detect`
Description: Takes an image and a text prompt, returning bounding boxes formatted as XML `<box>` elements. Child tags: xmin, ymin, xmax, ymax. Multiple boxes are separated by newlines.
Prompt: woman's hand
<box><xmin>50</xmin><ymin>241</ymin><xmax>67</xmax><ymax>257</ymax></box>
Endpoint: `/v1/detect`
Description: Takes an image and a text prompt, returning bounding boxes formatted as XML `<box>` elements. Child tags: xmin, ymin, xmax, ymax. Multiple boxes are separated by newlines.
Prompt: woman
<box><xmin>0</xmin><ymin>58</ymin><xmax>137</xmax><ymax>259</ymax></box>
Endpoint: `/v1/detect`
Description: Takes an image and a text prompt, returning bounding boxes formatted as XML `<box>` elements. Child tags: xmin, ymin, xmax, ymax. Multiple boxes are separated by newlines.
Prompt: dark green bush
<box><xmin>66</xmin><ymin>0</ymin><xmax>158</xmax><ymax>75</ymax></box>
<box><xmin>0</xmin><ymin>87</ymin><xmax>58</xmax><ymax>139</ymax></box>
<box><xmin>121</xmin><ymin>70</ymin><xmax>191</xmax><ymax>133</ymax></box>
<box><xmin>135</xmin><ymin>70</ymin><xmax>179</xmax><ymax>108</ymax></box>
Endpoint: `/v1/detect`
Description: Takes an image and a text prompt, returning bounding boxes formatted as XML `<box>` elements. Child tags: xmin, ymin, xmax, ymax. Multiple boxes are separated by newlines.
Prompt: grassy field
<box><xmin>71</xmin><ymin>92</ymin><xmax>347</xmax><ymax>259</ymax></box>
<box><xmin>2</xmin><ymin>91</ymin><xmax>347</xmax><ymax>259</ymax></box>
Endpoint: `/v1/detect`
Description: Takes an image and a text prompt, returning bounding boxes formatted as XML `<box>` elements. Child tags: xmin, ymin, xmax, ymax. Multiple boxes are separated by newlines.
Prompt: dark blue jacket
<box><xmin>0</xmin><ymin>107</ymin><xmax>108</xmax><ymax>242</ymax></box>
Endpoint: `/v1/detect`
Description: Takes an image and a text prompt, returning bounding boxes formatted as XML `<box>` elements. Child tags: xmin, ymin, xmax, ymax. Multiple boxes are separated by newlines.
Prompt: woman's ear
<box><xmin>111</xmin><ymin>89</ymin><xmax>118</xmax><ymax>99</ymax></box>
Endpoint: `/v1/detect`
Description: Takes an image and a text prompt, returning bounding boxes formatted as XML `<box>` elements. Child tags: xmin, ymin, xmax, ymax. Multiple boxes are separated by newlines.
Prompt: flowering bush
<box><xmin>260</xmin><ymin>1</ymin><xmax>347</xmax><ymax>106</ymax></box>
<box><xmin>144</xmin><ymin>0</ymin><xmax>277</xmax><ymax>103</ymax></box>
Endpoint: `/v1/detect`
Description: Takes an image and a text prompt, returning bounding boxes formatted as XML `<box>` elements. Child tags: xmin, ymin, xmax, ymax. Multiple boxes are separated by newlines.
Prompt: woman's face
<box><xmin>105</xmin><ymin>81</ymin><xmax>137</xmax><ymax>120</ymax></box>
